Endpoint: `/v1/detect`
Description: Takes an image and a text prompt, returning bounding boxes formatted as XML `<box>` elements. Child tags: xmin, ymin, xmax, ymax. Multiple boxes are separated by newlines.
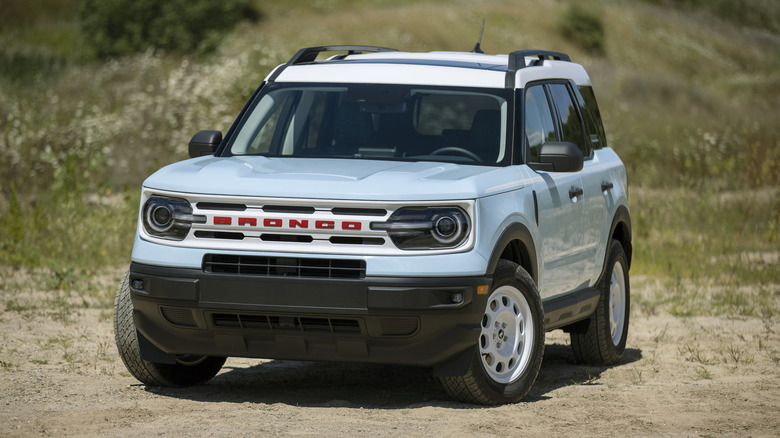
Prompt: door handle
<box><xmin>601</xmin><ymin>181</ymin><xmax>614</xmax><ymax>192</ymax></box>
<box><xmin>569</xmin><ymin>186</ymin><xmax>583</xmax><ymax>199</ymax></box>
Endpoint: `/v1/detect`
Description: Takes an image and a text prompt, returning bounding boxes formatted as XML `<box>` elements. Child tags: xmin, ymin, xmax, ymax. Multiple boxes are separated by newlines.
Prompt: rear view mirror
<box><xmin>188</xmin><ymin>130</ymin><xmax>222</xmax><ymax>158</ymax></box>
<box><xmin>529</xmin><ymin>141</ymin><xmax>583</xmax><ymax>172</ymax></box>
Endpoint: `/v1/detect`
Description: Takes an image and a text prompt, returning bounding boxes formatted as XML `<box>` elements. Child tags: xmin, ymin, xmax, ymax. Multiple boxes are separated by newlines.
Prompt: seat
<box><xmin>469</xmin><ymin>109</ymin><xmax>501</xmax><ymax>163</ymax></box>
<box><xmin>331</xmin><ymin>104</ymin><xmax>374</xmax><ymax>154</ymax></box>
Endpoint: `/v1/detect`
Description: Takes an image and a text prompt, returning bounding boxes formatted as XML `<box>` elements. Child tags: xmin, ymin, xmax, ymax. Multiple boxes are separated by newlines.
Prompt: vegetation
<box><xmin>557</xmin><ymin>3</ymin><xmax>605</xmax><ymax>54</ymax></box>
<box><xmin>0</xmin><ymin>0</ymin><xmax>777</xmax><ymax>315</ymax></box>
<box><xmin>79</xmin><ymin>0</ymin><xmax>259</xmax><ymax>58</ymax></box>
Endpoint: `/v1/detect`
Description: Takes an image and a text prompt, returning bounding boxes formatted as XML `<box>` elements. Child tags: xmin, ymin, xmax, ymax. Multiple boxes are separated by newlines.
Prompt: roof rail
<box><xmin>507</xmin><ymin>50</ymin><xmax>571</xmax><ymax>71</ymax></box>
<box><xmin>505</xmin><ymin>50</ymin><xmax>572</xmax><ymax>88</ymax></box>
<box><xmin>287</xmin><ymin>45</ymin><xmax>399</xmax><ymax>65</ymax></box>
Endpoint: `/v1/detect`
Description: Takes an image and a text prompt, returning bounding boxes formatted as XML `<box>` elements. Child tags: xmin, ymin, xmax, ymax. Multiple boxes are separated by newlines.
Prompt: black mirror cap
<box><xmin>188</xmin><ymin>130</ymin><xmax>222</xmax><ymax>158</ymax></box>
<box><xmin>529</xmin><ymin>141</ymin><xmax>584</xmax><ymax>172</ymax></box>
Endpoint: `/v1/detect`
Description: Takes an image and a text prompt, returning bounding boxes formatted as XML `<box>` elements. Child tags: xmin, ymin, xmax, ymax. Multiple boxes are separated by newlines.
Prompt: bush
<box><xmin>558</xmin><ymin>3</ymin><xmax>605</xmax><ymax>54</ymax></box>
<box><xmin>79</xmin><ymin>0</ymin><xmax>259</xmax><ymax>58</ymax></box>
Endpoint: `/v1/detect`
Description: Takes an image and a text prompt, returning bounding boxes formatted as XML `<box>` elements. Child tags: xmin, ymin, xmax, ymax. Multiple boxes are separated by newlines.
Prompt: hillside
<box><xmin>0</xmin><ymin>0</ymin><xmax>778</xmax><ymax>291</ymax></box>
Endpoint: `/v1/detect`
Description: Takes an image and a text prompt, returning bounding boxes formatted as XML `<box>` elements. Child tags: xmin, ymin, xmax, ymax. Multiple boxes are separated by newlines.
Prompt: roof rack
<box><xmin>268</xmin><ymin>45</ymin><xmax>398</xmax><ymax>82</ymax></box>
<box><xmin>505</xmin><ymin>50</ymin><xmax>571</xmax><ymax>88</ymax></box>
<box><xmin>286</xmin><ymin>45</ymin><xmax>399</xmax><ymax>65</ymax></box>
<box><xmin>507</xmin><ymin>50</ymin><xmax>571</xmax><ymax>71</ymax></box>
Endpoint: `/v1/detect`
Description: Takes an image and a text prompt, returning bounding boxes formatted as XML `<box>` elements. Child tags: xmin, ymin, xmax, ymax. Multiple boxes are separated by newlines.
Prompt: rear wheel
<box><xmin>571</xmin><ymin>239</ymin><xmax>630</xmax><ymax>365</ymax></box>
<box><xmin>114</xmin><ymin>271</ymin><xmax>226</xmax><ymax>386</ymax></box>
<box><xmin>439</xmin><ymin>260</ymin><xmax>544</xmax><ymax>405</ymax></box>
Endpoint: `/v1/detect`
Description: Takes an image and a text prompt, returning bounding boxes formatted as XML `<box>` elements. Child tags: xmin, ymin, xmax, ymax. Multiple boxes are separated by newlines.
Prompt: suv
<box><xmin>114</xmin><ymin>45</ymin><xmax>631</xmax><ymax>405</ymax></box>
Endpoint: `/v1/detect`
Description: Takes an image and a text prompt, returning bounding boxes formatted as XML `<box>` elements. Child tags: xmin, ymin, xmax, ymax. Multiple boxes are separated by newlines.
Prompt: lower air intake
<box><xmin>203</xmin><ymin>254</ymin><xmax>366</xmax><ymax>279</ymax></box>
<box><xmin>212</xmin><ymin>313</ymin><xmax>361</xmax><ymax>334</ymax></box>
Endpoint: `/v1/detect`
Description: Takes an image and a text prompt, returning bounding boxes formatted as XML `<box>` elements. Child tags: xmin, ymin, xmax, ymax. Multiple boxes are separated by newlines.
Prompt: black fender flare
<box><xmin>608</xmin><ymin>204</ymin><xmax>632</xmax><ymax>269</ymax></box>
<box><xmin>485</xmin><ymin>222</ymin><xmax>538</xmax><ymax>284</ymax></box>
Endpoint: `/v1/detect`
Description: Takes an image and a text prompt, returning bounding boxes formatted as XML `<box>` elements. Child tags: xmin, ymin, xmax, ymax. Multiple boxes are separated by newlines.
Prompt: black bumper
<box><xmin>128</xmin><ymin>262</ymin><xmax>491</xmax><ymax>371</ymax></box>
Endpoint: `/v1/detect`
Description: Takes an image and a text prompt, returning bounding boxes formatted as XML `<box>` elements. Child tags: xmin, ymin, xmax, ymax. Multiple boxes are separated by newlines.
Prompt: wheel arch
<box><xmin>486</xmin><ymin>222</ymin><xmax>538</xmax><ymax>284</ymax></box>
<box><xmin>609</xmin><ymin>205</ymin><xmax>632</xmax><ymax>268</ymax></box>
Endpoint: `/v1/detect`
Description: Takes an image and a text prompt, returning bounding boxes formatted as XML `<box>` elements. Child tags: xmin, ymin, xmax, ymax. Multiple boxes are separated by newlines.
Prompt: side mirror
<box><xmin>529</xmin><ymin>141</ymin><xmax>584</xmax><ymax>172</ymax></box>
<box><xmin>188</xmin><ymin>130</ymin><xmax>222</xmax><ymax>158</ymax></box>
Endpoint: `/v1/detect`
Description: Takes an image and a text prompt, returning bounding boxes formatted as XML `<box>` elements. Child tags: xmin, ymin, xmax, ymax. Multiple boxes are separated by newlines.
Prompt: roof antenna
<box><xmin>472</xmin><ymin>18</ymin><xmax>485</xmax><ymax>54</ymax></box>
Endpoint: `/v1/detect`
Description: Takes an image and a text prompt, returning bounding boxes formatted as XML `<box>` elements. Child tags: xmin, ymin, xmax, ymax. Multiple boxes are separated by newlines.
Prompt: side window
<box><xmin>524</xmin><ymin>85</ymin><xmax>557</xmax><ymax>162</ymax></box>
<box><xmin>577</xmin><ymin>85</ymin><xmax>608</xmax><ymax>149</ymax></box>
<box><xmin>548</xmin><ymin>83</ymin><xmax>589</xmax><ymax>157</ymax></box>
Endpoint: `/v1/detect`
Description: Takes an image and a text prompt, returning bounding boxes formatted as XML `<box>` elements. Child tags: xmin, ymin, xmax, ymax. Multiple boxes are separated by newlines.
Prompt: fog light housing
<box><xmin>450</xmin><ymin>292</ymin><xmax>465</xmax><ymax>304</ymax></box>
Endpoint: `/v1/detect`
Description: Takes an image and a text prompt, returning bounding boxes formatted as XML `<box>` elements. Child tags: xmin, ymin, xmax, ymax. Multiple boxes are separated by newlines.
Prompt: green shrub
<box><xmin>558</xmin><ymin>3</ymin><xmax>605</xmax><ymax>54</ymax></box>
<box><xmin>79</xmin><ymin>0</ymin><xmax>259</xmax><ymax>58</ymax></box>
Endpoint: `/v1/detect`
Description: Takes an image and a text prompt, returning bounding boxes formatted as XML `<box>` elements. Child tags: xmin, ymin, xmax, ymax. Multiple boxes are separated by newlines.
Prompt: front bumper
<box><xmin>129</xmin><ymin>262</ymin><xmax>491</xmax><ymax>369</ymax></box>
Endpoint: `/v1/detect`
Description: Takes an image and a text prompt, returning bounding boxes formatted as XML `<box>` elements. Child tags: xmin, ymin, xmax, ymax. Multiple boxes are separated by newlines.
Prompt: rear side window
<box><xmin>577</xmin><ymin>86</ymin><xmax>608</xmax><ymax>149</ymax></box>
<box><xmin>548</xmin><ymin>83</ymin><xmax>589</xmax><ymax>157</ymax></box>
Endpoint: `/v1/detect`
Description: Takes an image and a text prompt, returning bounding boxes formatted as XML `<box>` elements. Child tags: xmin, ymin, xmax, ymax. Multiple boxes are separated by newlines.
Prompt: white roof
<box><xmin>269</xmin><ymin>50</ymin><xmax>591</xmax><ymax>88</ymax></box>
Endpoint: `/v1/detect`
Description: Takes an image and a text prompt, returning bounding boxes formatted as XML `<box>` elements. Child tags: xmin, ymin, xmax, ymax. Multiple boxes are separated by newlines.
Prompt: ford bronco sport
<box><xmin>114</xmin><ymin>45</ymin><xmax>632</xmax><ymax>405</ymax></box>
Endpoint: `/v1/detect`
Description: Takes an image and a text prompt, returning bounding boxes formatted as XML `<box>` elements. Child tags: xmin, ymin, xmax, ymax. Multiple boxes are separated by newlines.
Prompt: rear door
<box><xmin>547</xmin><ymin>82</ymin><xmax>608</xmax><ymax>289</ymax></box>
<box><xmin>575</xmin><ymin>85</ymin><xmax>621</xmax><ymax>287</ymax></box>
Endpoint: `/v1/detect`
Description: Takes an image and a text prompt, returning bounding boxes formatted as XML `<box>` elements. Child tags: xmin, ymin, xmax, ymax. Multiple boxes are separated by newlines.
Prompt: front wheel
<box><xmin>114</xmin><ymin>271</ymin><xmax>226</xmax><ymax>386</ymax></box>
<box><xmin>439</xmin><ymin>260</ymin><xmax>544</xmax><ymax>405</ymax></box>
<box><xmin>570</xmin><ymin>239</ymin><xmax>630</xmax><ymax>365</ymax></box>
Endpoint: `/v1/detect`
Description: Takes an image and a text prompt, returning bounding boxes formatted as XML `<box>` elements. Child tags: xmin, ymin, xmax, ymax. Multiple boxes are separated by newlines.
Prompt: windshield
<box><xmin>225</xmin><ymin>83</ymin><xmax>511</xmax><ymax>165</ymax></box>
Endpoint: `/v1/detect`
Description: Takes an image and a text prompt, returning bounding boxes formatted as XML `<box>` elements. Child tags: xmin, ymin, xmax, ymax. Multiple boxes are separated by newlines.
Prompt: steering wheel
<box><xmin>430</xmin><ymin>147</ymin><xmax>482</xmax><ymax>162</ymax></box>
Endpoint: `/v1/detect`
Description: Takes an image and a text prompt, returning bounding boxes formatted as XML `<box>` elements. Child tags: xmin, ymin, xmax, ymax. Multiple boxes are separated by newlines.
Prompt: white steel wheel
<box><xmin>439</xmin><ymin>260</ymin><xmax>544</xmax><ymax>405</ymax></box>
<box><xmin>479</xmin><ymin>285</ymin><xmax>535</xmax><ymax>384</ymax></box>
<box><xmin>608</xmin><ymin>260</ymin><xmax>627</xmax><ymax>346</ymax></box>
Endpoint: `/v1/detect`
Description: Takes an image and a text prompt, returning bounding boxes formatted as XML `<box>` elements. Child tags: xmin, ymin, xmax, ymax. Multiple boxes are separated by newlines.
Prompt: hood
<box><xmin>143</xmin><ymin>156</ymin><xmax>528</xmax><ymax>201</ymax></box>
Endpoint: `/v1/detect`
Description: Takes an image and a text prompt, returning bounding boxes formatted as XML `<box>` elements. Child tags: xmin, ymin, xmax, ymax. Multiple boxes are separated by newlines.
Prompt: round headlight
<box><xmin>370</xmin><ymin>206</ymin><xmax>470</xmax><ymax>250</ymax></box>
<box><xmin>142</xmin><ymin>196</ymin><xmax>206</xmax><ymax>241</ymax></box>
<box><xmin>433</xmin><ymin>215</ymin><xmax>461</xmax><ymax>244</ymax></box>
<box><xmin>149</xmin><ymin>204</ymin><xmax>174</xmax><ymax>232</ymax></box>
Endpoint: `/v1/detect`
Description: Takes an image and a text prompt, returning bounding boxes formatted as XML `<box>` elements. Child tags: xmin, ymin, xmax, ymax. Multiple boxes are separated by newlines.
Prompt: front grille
<box><xmin>203</xmin><ymin>254</ymin><xmax>366</xmax><ymax>279</ymax></box>
<box><xmin>212</xmin><ymin>313</ymin><xmax>361</xmax><ymax>334</ymax></box>
<box><xmin>194</xmin><ymin>231</ymin><xmax>245</xmax><ymax>240</ymax></box>
<box><xmin>331</xmin><ymin>207</ymin><xmax>387</xmax><ymax>216</ymax></box>
<box><xmin>196</xmin><ymin>202</ymin><xmax>247</xmax><ymax>211</ymax></box>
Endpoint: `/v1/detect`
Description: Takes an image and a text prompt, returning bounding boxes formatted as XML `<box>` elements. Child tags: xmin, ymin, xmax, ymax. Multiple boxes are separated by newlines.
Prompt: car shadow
<box><xmin>528</xmin><ymin>343</ymin><xmax>642</xmax><ymax>400</ymax></box>
<box><xmin>141</xmin><ymin>343</ymin><xmax>642</xmax><ymax>408</ymax></box>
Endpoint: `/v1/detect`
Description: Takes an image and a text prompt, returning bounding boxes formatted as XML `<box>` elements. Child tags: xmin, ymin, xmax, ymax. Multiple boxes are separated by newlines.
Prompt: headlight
<box><xmin>142</xmin><ymin>196</ymin><xmax>206</xmax><ymax>241</ymax></box>
<box><xmin>370</xmin><ymin>207</ymin><xmax>470</xmax><ymax>250</ymax></box>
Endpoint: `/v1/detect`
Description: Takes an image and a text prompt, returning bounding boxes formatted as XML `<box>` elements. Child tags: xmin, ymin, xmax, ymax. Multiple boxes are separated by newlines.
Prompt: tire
<box><xmin>571</xmin><ymin>239</ymin><xmax>630</xmax><ymax>365</ymax></box>
<box><xmin>439</xmin><ymin>260</ymin><xmax>545</xmax><ymax>405</ymax></box>
<box><xmin>114</xmin><ymin>271</ymin><xmax>226</xmax><ymax>386</ymax></box>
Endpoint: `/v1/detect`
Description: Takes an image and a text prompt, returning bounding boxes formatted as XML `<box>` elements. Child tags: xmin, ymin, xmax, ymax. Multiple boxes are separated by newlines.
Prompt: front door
<box><xmin>524</xmin><ymin>83</ymin><xmax>586</xmax><ymax>298</ymax></box>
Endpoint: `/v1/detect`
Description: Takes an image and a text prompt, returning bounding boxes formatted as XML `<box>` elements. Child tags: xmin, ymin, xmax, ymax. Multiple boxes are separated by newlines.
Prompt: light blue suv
<box><xmin>115</xmin><ymin>45</ymin><xmax>632</xmax><ymax>405</ymax></box>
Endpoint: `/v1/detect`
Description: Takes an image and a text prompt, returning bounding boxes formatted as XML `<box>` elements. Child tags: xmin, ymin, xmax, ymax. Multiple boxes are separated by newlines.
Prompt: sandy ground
<box><xmin>1</xmin><ymin>270</ymin><xmax>778</xmax><ymax>437</ymax></box>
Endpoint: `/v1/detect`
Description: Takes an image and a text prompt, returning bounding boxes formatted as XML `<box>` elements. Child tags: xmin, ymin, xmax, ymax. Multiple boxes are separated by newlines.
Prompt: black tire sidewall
<box><xmin>600</xmin><ymin>239</ymin><xmax>630</xmax><ymax>357</ymax></box>
<box><xmin>114</xmin><ymin>271</ymin><xmax>226</xmax><ymax>387</ymax></box>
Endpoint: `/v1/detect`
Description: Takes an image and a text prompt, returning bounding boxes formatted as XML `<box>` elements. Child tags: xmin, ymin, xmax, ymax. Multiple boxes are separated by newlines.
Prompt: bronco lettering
<box><xmin>214</xmin><ymin>216</ymin><xmax>362</xmax><ymax>231</ymax></box>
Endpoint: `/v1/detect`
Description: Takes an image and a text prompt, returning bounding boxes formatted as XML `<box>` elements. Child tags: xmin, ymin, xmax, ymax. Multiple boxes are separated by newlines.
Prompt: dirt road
<box><xmin>1</xmin><ymin>270</ymin><xmax>778</xmax><ymax>437</ymax></box>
